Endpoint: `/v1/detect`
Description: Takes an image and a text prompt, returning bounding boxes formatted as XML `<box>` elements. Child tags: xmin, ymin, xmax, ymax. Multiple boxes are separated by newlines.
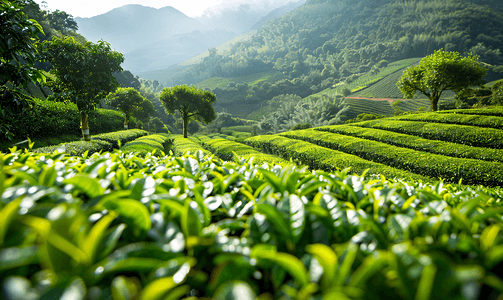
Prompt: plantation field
<box><xmin>195</xmin><ymin>71</ymin><xmax>285</xmax><ymax>90</ymax></box>
<box><xmin>3</xmin><ymin>123</ymin><xmax>503</xmax><ymax>299</ymax></box>
<box><xmin>3</xmin><ymin>107</ymin><xmax>503</xmax><ymax>299</ymax></box>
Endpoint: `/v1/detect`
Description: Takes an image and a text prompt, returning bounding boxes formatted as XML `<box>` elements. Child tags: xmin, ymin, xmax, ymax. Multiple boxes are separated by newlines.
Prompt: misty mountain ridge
<box><xmin>75</xmin><ymin>2</ymin><xmax>300</xmax><ymax>73</ymax></box>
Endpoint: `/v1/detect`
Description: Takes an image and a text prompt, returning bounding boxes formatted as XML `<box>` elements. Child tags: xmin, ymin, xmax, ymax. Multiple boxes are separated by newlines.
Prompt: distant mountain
<box><xmin>164</xmin><ymin>0</ymin><xmax>503</xmax><ymax>117</ymax></box>
<box><xmin>75</xmin><ymin>3</ymin><xmax>299</xmax><ymax>73</ymax></box>
<box><xmin>251</xmin><ymin>0</ymin><xmax>307</xmax><ymax>30</ymax></box>
<box><xmin>196</xmin><ymin>1</ymin><xmax>296</xmax><ymax>35</ymax></box>
<box><xmin>123</xmin><ymin>29</ymin><xmax>237</xmax><ymax>73</ymax></box>
<box><xmin>75</xmin><ymin>5</ymin><xmax>204</xmax><ymax>54</ymax></box>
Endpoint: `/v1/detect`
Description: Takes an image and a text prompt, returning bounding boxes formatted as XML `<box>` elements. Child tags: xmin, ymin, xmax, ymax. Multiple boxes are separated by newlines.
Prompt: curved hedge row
<box><xmin>315</xmin><ymin>125</ymin><xmax>503</xmax><ymax>163</ymax></box>
<box><xmin>355</xmin><ymin>120</ymin><xmax>503</xmax><ymax>148</ymax></box>
<box><xmin>201</xmin><ymin>138</ymin><xmax>288</xmax><ymax>165</ymax></box>
<box><xmin>5</xmin><ymin>99</ymin><xmax>136</xmax><ymax>142</ymax></box>
<box><xmin>281</xmin><ymin>130</ymin><xmax>503</xmax><ymax>187</ymax></box>
<box><xmin>172</xmin><ymin>135</ymin><xmax>212</xmax><ymax>157</ymax></box>
<box><xmin>120</xmin><ymin>133</ymin><xmax>172</xmax><ymax>156</ymax></box>
<box><xmin>244</xmin><ymin>135</ymin><xmax>428</xmax><ymax>182</ymax></box>
<box><xmin>33</xmin><ymin>129</ymin><xmax>148</xmax><ymax>156</ymax></box>
<box><xmin>394</xmin><ymin>111</ymin><xmax>503</xmax><ymax>129</ymax></box>
<box><xmin>437</xmin><ymin>106</ymin><xmax>503</xmax><ymax>117</ymax></box>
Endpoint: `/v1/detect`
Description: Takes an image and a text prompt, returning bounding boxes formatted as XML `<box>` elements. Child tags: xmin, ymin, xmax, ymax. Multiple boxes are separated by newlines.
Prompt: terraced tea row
<box><xmin>355</xmin><ymin>119</ymin><xmax>503</xmax><ymax>148</ymax></box>
<box><xmin>315</xmin><ymin>125</ymin><xmax>503</xmax><ymax>163</ymax></box>
<box><xmin>280</xmin><ymin>130</ymin><xmax>503</xmax><ymax>187</ymax></box>
<box><xmin>394</xmin><ymin>111</ymin><xmax>503</xmax><ymax>129</ymax></box>
<box><xmin>244</xmin><ymin>135</ymin><xmax>428</xmax><ymax>182</ymax></box>
<box><xmin>200</xmin><ymin>138</ymin><xmax>288</xmax><ymax>165</ymax></box>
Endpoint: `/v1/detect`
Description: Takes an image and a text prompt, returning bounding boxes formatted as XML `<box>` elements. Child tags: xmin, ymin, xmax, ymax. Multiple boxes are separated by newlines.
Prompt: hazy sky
<box><xmin>33</xmin><ymin>0</ymin><xmax>290</xmax><ymax>18</ymax></box>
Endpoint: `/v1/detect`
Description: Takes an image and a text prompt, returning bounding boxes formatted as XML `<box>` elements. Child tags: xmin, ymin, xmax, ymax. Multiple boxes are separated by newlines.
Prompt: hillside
<box><xmin>162</xmin><ymin>0</ymin><xmax>503</xmax><ymax>117</ymax></box>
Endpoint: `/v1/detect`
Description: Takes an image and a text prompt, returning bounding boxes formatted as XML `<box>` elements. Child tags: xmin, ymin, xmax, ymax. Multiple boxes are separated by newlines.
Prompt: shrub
<box><xmin>244</xmin><ymin>134</ymin><xmax>428</xmax><ymax>182</ymax></box>
<box><xmin>345</xmin><ymin>113</ymin><xmax>386</xmax><ymax>124</ymax></box>
<box><xmin>282</xmin><ymin>129</ymin><xmax>503</xmax><ymax>186</ymax></box>
<box><xmin>316</xmin><ymin>125</ymin><xmax>503</xmax><ymax>163</ymax></box>
<box><xmin>202</xmin><ymin>138</ymin><xmax>288</xmax><ymax>165</ymax></box>
<box><xmin>172</xmin><ymin>135</ymin><xmax>212</xmax><ymax>157</ymax></box>
<box><xmin>120</xmin><ymin>134</ymin><xmax>172</xmax><ymax>156</ymax></box>
<box><xmin>291</xmin><ymin>123</ymin><xmax>312</xmax><ymax>130</ymax></box>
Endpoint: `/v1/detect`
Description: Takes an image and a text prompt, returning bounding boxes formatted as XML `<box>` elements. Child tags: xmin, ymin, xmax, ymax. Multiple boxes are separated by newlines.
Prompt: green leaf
<box><xmin>213</xmin><ymin>281</ymin><xmax>257</xmax><ymax>300</ymax></box>
<box><xmin>0</xmin><ymin>246</ymin><xmax>38</xmax><ymax>271</ymax></box>
<box><xmin>64</xmin><ymin>175</ymin><xmax>105</xmax><ymax>199</ymax></box>
<box><xmin>38</xmin><ymin>165</ymin><xmax>57</xmax><ymax>187</ymax></box>
<box><xmin>335</xmin><ymin>243</ymin><xmax>358</xmax><ymax>287</ymax></box>
<box><xmin>181</xmin><ymin>200</ymin><xmax>202</xmax><ymax>238</ymax></box>
<box><xmin>259</xmin><ymin>169</ymin><xmax>284</xmax><ymax>193</ymax></box>
<box><xmin>415</xmin><ymin>264</ymin><xmax>437</xmax><ymax>300</ymax></box>
<box><xmin>111</xmin><ymin>276</ymin><xmax>140</xmax><ymax>300</ymax></box>
<box><xmin>0</xmin><ymin>197</ymin><xmax>22</xmax><ymax>246</ymax></box>
<box><xmin>278</xmin><ymin>194</ymin><xmax>306</xmax><ymax>244</ymax></box>
<box><xmin>251</xmin><ymin>244</ymin><xmax>310</xmax><ymax>287</ymax></box>
<box><xmin>140</xmin><ymin>277</ymin><xmax>178</xmax><ymax>300</ymax></box>
<box><xmin>255</xmin><ymin>203</ymin><xmax>290</xmax><ymax>238</ymax></box>
<box><xmin>81</xmin><ymin>212</ymin><xmax>117</xmax><ymax>264</ymax></box>
<box><xmin>101</xmin><ymin>198</ymin><xmax>151</xmax><ymax>238</ymax></box>
<box><xmin>60</xmin><ymin>277</ymin><xmax>86</xmax><ymax>300</ymax></box>
<box><xmin>306</xmin><ymin>243</ymin><xmax>338</xmax><ymax>288</ymax></box>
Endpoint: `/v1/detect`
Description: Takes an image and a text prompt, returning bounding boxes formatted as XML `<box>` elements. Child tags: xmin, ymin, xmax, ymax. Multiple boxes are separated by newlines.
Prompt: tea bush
<box><xmin>356</xmin><ymin>119</ymin><xmax>503</xmax><ymax>148</ymax></box>
<box><xmin>201</xmin><ymin>138</ymin><xmax>288</xmax><ymax>165</ymax></box>
<box><xmin>281</xmin><ymin>129</ymin><xmax>503</xmax><ymax>186</ymax></box>
<box><xmin>120</xmin><ymin>133</ymin><xmax>172</xmax><ymax>156</ymax></box>
<box><xmin>3</xmin><ymin>98</ymin><xmax>135</xmax><ymax>142</ymax></box>
<box><xmin>316</xmin><ymin>124</ymin><xmax>503</xmax><ymax>163</ymax></box>
<box><xmin>2</xmin><ymin>149</ymin><xmax>503</xmax><ymax>299</ymax></box>
<box><xmin>244</xmin><ymin>135</ymin><xmax>428</xmax><ymax>182</ymax></box>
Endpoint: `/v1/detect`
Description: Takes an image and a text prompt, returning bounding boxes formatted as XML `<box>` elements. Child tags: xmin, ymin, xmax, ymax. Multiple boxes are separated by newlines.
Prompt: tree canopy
<box><xmin>396</xmin><ymin>49</ymin><xmax>487</xmax><ymax>111</ymax></box>
<box><xmin>106</xmin><ymin>87</ymin><xmax>152</xmax><ymax>129</ymax></box>
<box><xmin>40</xmin><ymin>36</ymin><xmax>124</xmax><ymax>140</ymax></box>
<box><xmin>159</xmin><ymin>85</ymin><xmax>217</xmax><ymax>138</ymax></box>
<box><xmin>0</xmin><ymin>0</ymin><xmax>45</xmax><ymax>140</ymax></box>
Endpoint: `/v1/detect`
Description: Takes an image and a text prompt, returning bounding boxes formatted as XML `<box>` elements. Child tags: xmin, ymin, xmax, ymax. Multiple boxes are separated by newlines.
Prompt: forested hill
<box><xmin>166</xmin><ymin>0</ymin><xmax>503</xmax><ymax>116</ymax></box>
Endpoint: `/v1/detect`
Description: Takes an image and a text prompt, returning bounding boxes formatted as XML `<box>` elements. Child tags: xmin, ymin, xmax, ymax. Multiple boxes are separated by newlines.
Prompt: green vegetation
<box><xmin>39</xmin><ymin>37</ymin><xmax>124</xmax><ymax>140</ymax></box>
<box><xmin>281</xmin><ymin>129</ymin><xmax>502</xmax><ymax>186</ymax></box>
<box><xmin>165</xmin><ymin>0</ymin><xmax>503</xmax><ymax>119</ymax></box>
<box><xmin>244</xmin><ymin>135</ymin><xmax>428</xmax><ymax>182</ymax></box>
<box><xmin>106</xmin><ymin>87</ymin><xmax>153</xmax><ymax>130</ymax></box>
<box><xmin>200</xmin><ymin>138</ymin><xmax>288</xmax><ymax>165</ymax></box>
<box><xmin>31</xmin><ymin>129</ymin><xmax>147</xmax><ymax>156</ymax></box>
<box><xmin>159</xmin><ymin>85</ymin><xmax>217</xmax><ymax>138</ymax></box>
<box><xmin>355</xmin><ymin>119</ymin><xmax>503</xmax><ymax>149</ymax></box>
<box><xmin>397</xmin><ymin>50</ymin><xmax>487</xmax><ymax>111</ymax></box>
<box><xmin>120</xmin><ymin>133</ymin><xmax>171</xmax><ymax>156</ymax></box>
<box><xmin>4</xmin><ymin>149</ymin><xmax>503</xmax><ymax>299</ymax></box>
<box><xmin>0</xmin><ymin>99</ymin><xmax>137</xmax><ymax>151</ymax></box>
<box><xmin>172</xmin><ymin>134</ymin><xmax>212</xmax><ymax>157</ymax></box>
<box><xmin>315</xmin><ymin>124</ymin><xmax>503</xmax><ymax>163</ymax></box>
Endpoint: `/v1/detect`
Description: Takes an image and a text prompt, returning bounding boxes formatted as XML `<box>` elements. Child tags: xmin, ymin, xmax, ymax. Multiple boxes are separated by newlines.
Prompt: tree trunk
<box><xmin>80</xmin><ymin>110</ymin><xmax>90</xmax><ymax>141</ymax></box>
<box><xmin>430</xmin><ymin>95</ymin><xmax>440</xmax><ymax>111</ymax></box>
<box><xmin>183</xmin><ymin>115</ymin><xmax>188</xmax><ymax>138</ymax></box>
<box><xmin>124</xmin><ymin>115</ymin><xmax>129</xmax><ymax>130</ymax></box>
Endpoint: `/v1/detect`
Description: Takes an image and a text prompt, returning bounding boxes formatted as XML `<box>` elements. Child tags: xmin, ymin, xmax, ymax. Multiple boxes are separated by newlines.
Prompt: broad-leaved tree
<box><xmin>106</xmin><ymin>87</ymin><xmax>151</xmax><ymax>129</ymax></box>
<box><xmin>396</xmin><ymin>49</ymin><xmax>487</xmax><ymax>111</ymax></box>
<box><xmin>40</xmin><ymin>37</ymin><xmax>124</xmax><ymax>140</ymax></box>
<box><xmin>159</xmin><ymin>85</ymin><xmax>216</xmax><ymax>138</ymax></box>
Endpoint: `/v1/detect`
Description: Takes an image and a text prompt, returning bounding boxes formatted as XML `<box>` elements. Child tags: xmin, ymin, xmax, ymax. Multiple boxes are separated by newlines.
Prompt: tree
<box><xmin>45</xmin><ymin>9</ymin><xmax>78</xmax><ymax>33</ymax></box>
<box><xmin>1</xmin><ymin>0</ymin><xmax>45</xmax><ymax>88</ymax></box>
<box><xmin>159</xmin><ymin>85</ymin><xmax>216</xmax><ymax>138</ymax></box>
<box><xmin>1</xmin><ymin>0</ymin><xmax>45</xmax><ymax>140</ymax></box>
<box><xmin>40</xmin><ymin>37</ymin><xmax>124</xmax><ymax>140</ymax></box>
<box><xmin>397</xmin><ymin>49</ymin><xmax>487</xmax><ymax>111</ymax></box>
<box><xmin>133</xmin><ymin>97</ymin><xmax>155</xmax><ymax>128</ymax></box>
<box><xmin>106</xmin><ymin>88</ymin><xmax>149</xmax><ymax>129</ymax></box>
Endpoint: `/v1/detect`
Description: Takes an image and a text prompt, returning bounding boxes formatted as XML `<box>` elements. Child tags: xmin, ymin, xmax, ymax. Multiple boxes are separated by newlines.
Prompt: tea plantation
<box><xmin>2</xmin><ymin>108</ymin><xmax>503</xmax><ymax>299</ymax></box>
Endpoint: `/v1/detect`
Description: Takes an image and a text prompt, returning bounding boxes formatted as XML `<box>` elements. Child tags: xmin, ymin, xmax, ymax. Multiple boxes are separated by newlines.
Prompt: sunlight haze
<box><xmin>33</xmin><ymin>0</ymin><xmax>292</xmax><ymax>18</ymax></box>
